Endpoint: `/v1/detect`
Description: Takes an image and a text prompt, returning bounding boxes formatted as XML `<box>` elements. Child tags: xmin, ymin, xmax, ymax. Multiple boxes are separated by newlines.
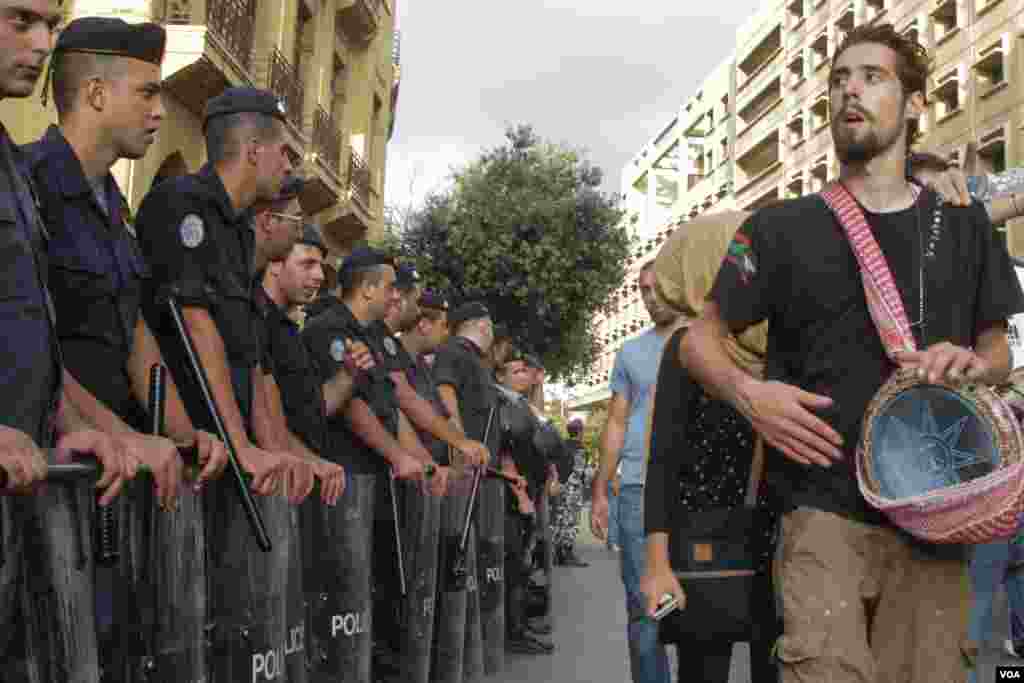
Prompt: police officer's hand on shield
<box><xmin>113</xmin><ymin>432</ymin><xmax>183</xmax><ymax>510</ymax></box>
<box><xmin>455</xmin><ymin>438</ymin><xmax>490</xmax><ymax>467</ymax></box>
<box><xmin>424</xmin><ymin>464</ymin><xmax>450</xmax><ymax>497</ymax></box>
<box><xmin>54</xmin><ymin>428</ymin><xmax>134</xmax><ymax>506</ymax></box>
<box><xmin>391</xmin><ymin>452</ymin><xmax>427</xmax><ymax>482</ymax></box>
<box><xmin>191</xmin><ymin>429</ymin><xmax>229</xmax><ymax>490</ymax></box>
<box><xmin>0</xmin><ymin>426</ymin><xmax>48</xmax><ymax>493</ymax></box>
<box><xmin>236</xmin><ymin>444</ymin><xmax>290</xmax><ymax>497</ymax></box>
<box><xmin>278</xmin><ymin>451</ymin><xmax>316</xmax><ymax>504</ymax></box>
<box><xmin>308</xmin><ymin>455</ymin><xmax>345</xmax><ymax>506</ymax></box>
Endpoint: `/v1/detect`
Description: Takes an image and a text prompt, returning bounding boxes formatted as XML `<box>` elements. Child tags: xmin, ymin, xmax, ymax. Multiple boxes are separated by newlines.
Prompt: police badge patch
<box><xmin>383</xmin><ymin>337</ymin><xmax>397</xmax><ymax>356</ymax></box>
<box><xmin>179</xmin><ymin>214</ymin><xmax>205</xmax><ymax>249</ymax></box>
<box><xmin>330</xmin><ymin>338</ymin><xmax>346</xmax><ymax>362</ymax></box>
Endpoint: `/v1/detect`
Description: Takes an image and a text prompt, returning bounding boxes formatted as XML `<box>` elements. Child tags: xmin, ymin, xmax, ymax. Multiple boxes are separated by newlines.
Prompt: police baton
<box><xmin>165</xmin><ymin>293</ymin><xmax>271</xmax><ymax>552</ymax></box>
<box><xmin>451</xmin><ymin>405</ymin><xmax>495</xmax><ymax>587</ymax></box>
<box><xmin>388</xmin><ymin>468</ymin><xmax>407</xmax><ymax>596</ymax></box>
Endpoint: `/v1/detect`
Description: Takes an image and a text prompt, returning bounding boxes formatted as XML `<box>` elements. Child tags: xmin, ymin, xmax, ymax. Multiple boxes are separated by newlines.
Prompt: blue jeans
<box><xmin>607</xmin><ymin>480</ymin><xmax>621</xmax><ymax>548</ymax></box>
<box><xmin>968</xmin><ymin>540</ymin><xmax>1024</xmax><ymax>683</ymax></box>
<box><xmin>618</xmin><ymin>484</ymin><xmax>670</xmax><ymax>683</ymax></box>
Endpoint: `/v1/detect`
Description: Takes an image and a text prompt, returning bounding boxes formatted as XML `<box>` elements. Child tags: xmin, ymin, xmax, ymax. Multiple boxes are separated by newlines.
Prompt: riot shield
<box><xmin>397</xmin><ymin>480</ymin><xmax>440</xmax><ymax>683</ymax></box>
<box><xmin>431</xmin><ymin>482</ymin><xmax>467</xmax><ymax>683</ymax></box>
<box><xmin>476</xmin><ymin>478</ymin><xmax>505</xmax><ymax>675</ymax></box>
<box><xmin>0</xmin><ymin>496</ymin><xmax>29</xmax><ymax>682</ymax></box>
<box><xmin>285</xmin><ymin>504</ymin><xmax>307</xmax><ymax>683</ymax></box>
<box><xmin>305</xmin><ymin>471</ymin><xmax>375</xmax><ymax>683</ymax></box>
<box><xmin>204</xmin><ymin>479</ymin><xmax>291</xmax><ymax>683</ymax></box>
<box><xmin>21</xmin><ymin>480</ymin><xmax>101</xmax><ymax>682</ymax></box>
<box><xmin>112</xmin><ymin>480</ymin><xmax>207</xmax><ymax>683</ymax></box>
<box><xmin>462</xmin><ymin>523</ymin><xmax>484</xmax><ymax>683</ymax></box>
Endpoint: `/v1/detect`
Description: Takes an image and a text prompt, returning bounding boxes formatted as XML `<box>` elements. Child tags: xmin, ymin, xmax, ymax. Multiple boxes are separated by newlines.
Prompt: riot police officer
<box><xmin>0</xmin><ymin>3</ymin><xmax>130</xmax><ymax>680</ymax></box>
<box><xmin>432</xmin><ymin>302</ymin><xmax>504</xmax><ymax>678</ymax></box>
<box><xmin>301</xmin><ymin>246</ymin><xmax>427</xmax><ymax>683</ymax></box>
<box><xmin>135</xmin><ymin>86</ymin><xmax>316</xmax><ymax>681</ymax></box>
<box><xmin>23</xmin><ymin>18</ymin><xmax>237</xmax><ymax>680</ymax></box>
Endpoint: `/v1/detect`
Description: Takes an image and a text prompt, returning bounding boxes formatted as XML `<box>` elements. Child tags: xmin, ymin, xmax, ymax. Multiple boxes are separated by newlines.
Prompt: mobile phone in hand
<box><xmin>652</xmin><ymin>593</ymin><xmax>679</xmax><ymax>621</ymax></box>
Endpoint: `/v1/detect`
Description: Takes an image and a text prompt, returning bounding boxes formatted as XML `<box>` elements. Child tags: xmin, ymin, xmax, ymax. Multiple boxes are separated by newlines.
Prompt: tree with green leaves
<box><xmin>393</xmin><ymin>125</ymin><xmax>633</xmax><ymax>382</ymax></box>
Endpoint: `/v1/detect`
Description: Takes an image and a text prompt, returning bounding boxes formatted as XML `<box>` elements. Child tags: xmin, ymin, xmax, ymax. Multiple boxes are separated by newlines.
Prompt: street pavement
<box><xmin>495</xmin><ymin>512</ymin><xmax>1023</xmax><ymax>683</ymax></box>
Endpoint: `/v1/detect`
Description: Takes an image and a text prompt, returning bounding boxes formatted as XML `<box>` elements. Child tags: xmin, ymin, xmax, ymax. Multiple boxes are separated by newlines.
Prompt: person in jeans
<box><xmin>591</xmin><ymin>261</ymin><xmax>681</xmax><ymax>683</ymax></box>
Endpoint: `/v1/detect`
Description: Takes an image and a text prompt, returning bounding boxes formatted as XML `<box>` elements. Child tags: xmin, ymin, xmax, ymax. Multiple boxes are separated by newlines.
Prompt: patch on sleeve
<box><xmin>179</xmin><ymin>214</ymin><xmax>205</xmax><ymax>249</ymax></box>
<box><xmin>725</xmin><ymin>230</ymin><xmax>757</xmax><ymax>284</ymax></box>
<box><xmin>330</xmin><ymin>337</ymin><xmax>346</xmax><ymax>362</ymax></box>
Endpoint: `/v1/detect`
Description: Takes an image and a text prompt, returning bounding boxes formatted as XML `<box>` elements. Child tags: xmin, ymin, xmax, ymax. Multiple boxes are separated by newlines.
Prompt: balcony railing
<box><xmin>349</xmin><ymin>150</ymin><xmax>371</xmax><ymax>211</ymax></box>
<box><xmin>164</xmin><ymin>0</ymin><xmax>257</xmax><ymax>72</ymax></box>
<box><xmin>312</xmin><ymin>107</ymin><xmax>342</xmax><ymax>177</ymax></box>
<box><xmin>268</xmin><ymin>48</ymin><xmax>304</xmax><ymax>130</ymax></box>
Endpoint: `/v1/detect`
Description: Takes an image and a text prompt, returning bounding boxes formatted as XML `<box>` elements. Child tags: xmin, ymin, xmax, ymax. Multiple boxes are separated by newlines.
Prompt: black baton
<box><xmin>389</xmin><ymin>470</ymin><xmax>407</xmax><ymax>596</ymax></box>
<box><xmin>457</xmin><ymin>405</ymin><xmax>496</xmax><ymax>555</ymax></box>
<box><xmin>165</xmin><ymin>293</ymin><xmax>271</xmax><ymax>552</ymax></box>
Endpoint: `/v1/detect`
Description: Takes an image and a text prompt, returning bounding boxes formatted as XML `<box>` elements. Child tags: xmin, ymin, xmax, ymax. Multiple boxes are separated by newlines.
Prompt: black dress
<box><xmin>644</xmin><ymin>327</ymin><xmax>779</xmax><ymax>683</ymax></box>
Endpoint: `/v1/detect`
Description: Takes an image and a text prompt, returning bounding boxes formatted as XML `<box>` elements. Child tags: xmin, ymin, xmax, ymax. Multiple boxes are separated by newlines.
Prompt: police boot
<box><xmin>560</xmin><ymin>547</ymin><xmax>589</xmax><ymax>568</ymax></box>
<box><xmin>505</xmin><ymin>586</ymin><xmax>552</xmax><ymax>656</ymax></box>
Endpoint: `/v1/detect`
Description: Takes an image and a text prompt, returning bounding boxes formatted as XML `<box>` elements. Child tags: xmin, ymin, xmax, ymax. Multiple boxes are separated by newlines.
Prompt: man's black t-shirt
<box><xmin>710</xmin><ymin>190</ymin><xmax>1024</xmax><ymax>521</ymax></box>
<box><xmin>432</xmin><ymin>336</ymin><xmax>500</xmax><ymax>455</ymax></box>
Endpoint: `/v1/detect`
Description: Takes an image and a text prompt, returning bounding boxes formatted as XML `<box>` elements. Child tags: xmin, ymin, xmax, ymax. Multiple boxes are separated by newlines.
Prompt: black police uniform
<box><xmin>21</xmin><ymin>20</ymin><xmax>178</xmax><ymax>681</ymax></box>
<box><xmin>300</xmin><ymin>248</ymin><xmax>400</xmax><ymax>683</ymax></box>
<box><xmin>431</xmin><ymin>312</ymin><xmax>503</xmax><ymax>677</ymax></box>
<box><xmin>0</xmin><ymin>114</ymin><xmax>73</xmax><ymax>682</ymax></box>
<box><xmin>136</xmin><ymin>87</ymin><xmax>292</xmax><ymax>683</ymax></box>
<box><xmin>254</xmin><ymin>223</ymin><xmax>324</xmax><ymax>683</ymax></box>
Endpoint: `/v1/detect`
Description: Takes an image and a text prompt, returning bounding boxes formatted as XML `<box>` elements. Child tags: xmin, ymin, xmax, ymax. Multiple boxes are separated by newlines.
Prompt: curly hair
<box><xmin>829</xmin><ymin>23</ymin><xmax>931</xmax><ymax>150</ymax></box>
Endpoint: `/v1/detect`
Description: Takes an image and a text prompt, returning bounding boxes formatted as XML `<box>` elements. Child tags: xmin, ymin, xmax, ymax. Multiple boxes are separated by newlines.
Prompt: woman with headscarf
<box><xmin>639</xmin><ymin>211</ymin><xmax>780</xmax><ymax>683</ymax></box>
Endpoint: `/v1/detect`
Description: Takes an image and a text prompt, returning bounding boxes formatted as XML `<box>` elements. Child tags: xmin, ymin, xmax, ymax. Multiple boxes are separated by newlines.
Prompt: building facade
<box><xmin>571</xmin><ymin>0</ymin><xmax>1024</xmax><ymax>410</ymax></box>
<box><xmin>0</xmin><ymin>0</ymin><xmax>399</xmax><ymax>264</ymax></box>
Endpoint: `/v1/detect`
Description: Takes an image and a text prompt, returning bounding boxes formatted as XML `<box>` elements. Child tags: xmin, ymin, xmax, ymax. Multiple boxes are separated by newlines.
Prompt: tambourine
<box><xmin>858</xmin><ymin>367</ymin><xmax>1024</xmax><ymax>544</ymax></box>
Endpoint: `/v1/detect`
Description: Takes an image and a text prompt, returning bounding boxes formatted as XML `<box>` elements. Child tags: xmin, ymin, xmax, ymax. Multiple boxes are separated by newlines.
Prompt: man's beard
<box><xmin>833</xmin><ymin>117</ymin><xmax>903</xmax><ymax>164</ymax></box>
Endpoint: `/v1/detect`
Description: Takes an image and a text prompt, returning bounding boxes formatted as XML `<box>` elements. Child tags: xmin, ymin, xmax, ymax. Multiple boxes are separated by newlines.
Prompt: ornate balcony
<box><xmin>160</xmin><ymin>0</ymin><xmax>258</xmax><ymax>118</ymax></box>
<box><xmin>349</xmin><ymin>149</ymin><xmax>371</xmax><ymax>213</ymax></box>
<box><xmin>268</xmin><ymin>48</ymin><xmax>304</xmax><ymax>132</ymax></box>
<box><xmin>299</xmin><ymin>107</ymin><xmax>344</xmax><ymax>216</ymax></box>
<box><xmin>337</xmin><ymin>0</ymin><xmax>382</xmax><ymax>46</ymax></box>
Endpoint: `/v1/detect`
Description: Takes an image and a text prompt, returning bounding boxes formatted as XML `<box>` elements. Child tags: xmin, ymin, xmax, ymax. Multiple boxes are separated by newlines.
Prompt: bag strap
<box><xmin>819</xmin><ymin>181</ymin><xmax>918</xmax><ymax>359</ymax></box>
<box><xmin>744</xmin><ymin>436</ymin><xmax>765</xmax><ymax>507</ymax></box>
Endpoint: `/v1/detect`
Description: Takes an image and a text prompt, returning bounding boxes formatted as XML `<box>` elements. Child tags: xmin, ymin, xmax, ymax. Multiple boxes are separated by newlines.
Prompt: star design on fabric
<box><xmin>884</xmin><ymin>400</ymin><xmax>984</xmax><ymax>481</ymax></box>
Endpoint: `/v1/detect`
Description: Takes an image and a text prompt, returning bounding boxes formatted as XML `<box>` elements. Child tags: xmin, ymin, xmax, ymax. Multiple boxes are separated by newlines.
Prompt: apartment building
<box><xmin>571</xmin><ymin>0</ymin><xmax>1024</xmax><ymax>410</ymax></box>
<box><xmin>0</xmin><ymin>0</ymin><xmax>399</xmax><ymax>264</ymax></box>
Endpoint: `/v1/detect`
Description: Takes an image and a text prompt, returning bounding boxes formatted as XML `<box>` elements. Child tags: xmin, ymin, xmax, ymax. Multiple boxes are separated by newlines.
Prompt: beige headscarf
<box><xmin>652</xmin><ymin>210</ymin><xmax>768</xmax><ymax>378</ymax></box>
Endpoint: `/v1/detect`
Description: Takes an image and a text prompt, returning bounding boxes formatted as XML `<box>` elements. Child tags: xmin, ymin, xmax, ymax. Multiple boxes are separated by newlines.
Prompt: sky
<box><xmin>385</xmin><ymin>0</ymin><xmax>762</xmax><ymax>213</ymax></box>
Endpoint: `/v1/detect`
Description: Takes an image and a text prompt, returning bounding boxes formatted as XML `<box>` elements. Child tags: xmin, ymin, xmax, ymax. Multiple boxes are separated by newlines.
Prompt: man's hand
<box><xmin>191</xmin><ymin>430</ymin><xmax>228</xmax><ymax>491</ymax></box>
<box><xmin>895</xmin><ymin>342</ymin><xmax>991</xmax><ymax>385</ymax></box>
<box><xmin>235</xmin><ymin>445</ymin><xmax>288</xmax><ymax>497</ymax></box>
<box><xmin>0</xmin><ymin>426</ymin><xmax>47</xmax><ymax>493</ymax></box>
<box><xmin>56</xmin><ymin>429</ymin><xmax>135</xmax><ymax>506</ymax></box>
<box><xmin>391</xmin><ymin>453</ymin><xmax>425</xmax><ymax>481</ymax></box>
<box><xmin>115</xmin><ymin>432</ymin><xmax>183</xmax><ymax>510</ymax></box>
<box><xmin>424</xmin><ymin>464</ymin><xmax>450</xmax><ymax>497</ymax></box>
<box><xmin>343</xmin><ymin>340</ymin><xmax>375</xmax><ymax>373</ymax></box>
<box><xmin>911</xmin><ymin>164</ymin><xmax>971</xmax><ymax>207</ymax></box>
<box><xmin>280</xmin><ymin>452</ymin><xmax>316</xmax><ymax>505</ymax></box>
<box><xmin>590</xmin><ymin>482</ymin><xmax>609</xmax><ymax>541</ymax></box>
<box><xmin>309</xmin><ymin>456</ymin><xmax>345</xmax><ymax>506</ymax></box>
<box><xmin>738</xmin><ymin>378</ymin><xmax>843</xmax><ymax>468</ymax></box>
<box><xmin>455</xmin><ymin>438</ymin><xmax>490</xmax><ymax>466</ymax></box>
<box><xmin>641</xmin><ymin>557</ymin><xmax>686</xmax><ymax>620</ymax></box>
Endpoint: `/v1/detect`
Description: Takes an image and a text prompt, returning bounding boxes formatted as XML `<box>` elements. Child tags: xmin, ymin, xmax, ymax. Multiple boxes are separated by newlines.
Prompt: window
<box><xmin>810</xmin><ymin>157</ymin><xmax>828</xmax><ymax>191</ymax></box>
<box><xmin>975</xmin><ymin>41</ymin><xmax>1006</xmax><ymax>97</ymax></box>
<box><xmin>930</xmin><ymin>0</ymin><xmax>958</xmax><ymax>45</ymax></box>
<box><xmin>720</xmin><ymin>137</ymin><xmax>729</xmax><ymax>163</ymax></box>
<box><xmin>901</xmin><ymin>21</ymin><xmax>919</xmax><ymax>46</ymax></box>
<box><xmin>786</xmin><ymin>174</ymin><xmax>804</xmax><ymax>199</ymax></box>
<box><xmin>810</xmin><ymin>92</ymin><xmax>828</xmax><ymax>131</ymax></box>
<box><xmin>834</xmin><ymin>5</ymin><xmax>855</xmax><ymax>46</ymax></box>
<box><xmin>331</xmin><ymin>56</ymin><xmax>347</xmax><ymax>124</ymax></box>
<box><xmin>811</xmin><ymin>31</ymin><xmax>828</xmax><ymax>71</ymax></box>
<box><xmin>788</xmin><ymin>52</ymin><xmax>806</xmax><ymax>86</ymax></box>
<box><xmin>788</xmin><ymin>112</ymin><xmax>805</xmax><ymax>147</ymax></box>
<box><xmin>865</xmin><ymin>0</ymin><xmax>886</xmax><ymax>22</ymax></box>
<box><xmin>978</xmin><ymin>127</ymin><xmax>1007</xmax><ymax>175</ymax></box>
<box><xmin>787</xmin><ymin>0</ymin><xmax>805</xmax><ymax>27</ymax></box>
<box><xmin>930</xmin><ymin>69</ymin><xmax>960</xmax><ymax>122</ymax></box>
